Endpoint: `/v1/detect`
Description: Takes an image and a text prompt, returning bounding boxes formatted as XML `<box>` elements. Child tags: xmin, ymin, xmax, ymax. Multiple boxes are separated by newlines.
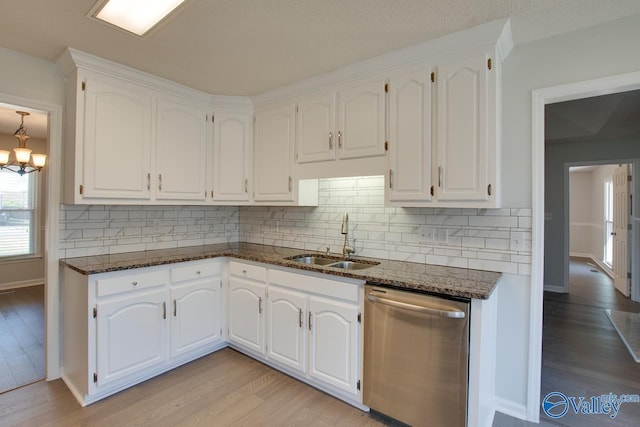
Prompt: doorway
<box><xmin>0</xmin><ymin>104</ymin><xmax>48</xmax><ymax>393</ymax></box>
<box><xmin>530</xmin><ymin>72</ymin><xmax>640</xmax><ymax>422</ymax></box>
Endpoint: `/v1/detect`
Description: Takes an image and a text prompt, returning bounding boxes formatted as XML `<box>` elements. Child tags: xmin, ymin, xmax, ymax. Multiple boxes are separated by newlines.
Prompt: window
<box><xmin>0</xmin><ymin>169</ymin><xmax>39</xmax><ymax>258</ymax></box>
<box><xmin>604</xmin><ymin>177</ymin><xmax>613</xmax><ymax>267</ymax></box>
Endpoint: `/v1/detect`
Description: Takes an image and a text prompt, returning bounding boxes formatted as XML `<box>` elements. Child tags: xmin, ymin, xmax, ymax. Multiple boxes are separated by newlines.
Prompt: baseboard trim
<box><xmin>544</xmin><ymin>284</ymin><xmax>565</xmax><ymax>293</ymax></box>
<box><xmin>494</xmin><ymin>397</ymin><xmax>529</xmax><ymax>421</ymax></box>
<box><xmin>0</xmin><ymin>278</ymin><xmax>45</xmax><ymax>292</ymax></box>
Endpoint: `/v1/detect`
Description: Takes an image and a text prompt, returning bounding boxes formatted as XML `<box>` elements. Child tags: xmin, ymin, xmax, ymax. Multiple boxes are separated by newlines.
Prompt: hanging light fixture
<box><xmin>0</xmin><ymin>111</ymin><xmax>47</xmax><ymax>176</ymax></box>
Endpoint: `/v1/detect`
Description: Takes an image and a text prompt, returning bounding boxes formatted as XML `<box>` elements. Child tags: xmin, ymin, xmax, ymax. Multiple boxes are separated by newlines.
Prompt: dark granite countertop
<box><xmin>59</xmin><ymin>243</ymin><xmax>501</xmax><ymax>300</ymax></box>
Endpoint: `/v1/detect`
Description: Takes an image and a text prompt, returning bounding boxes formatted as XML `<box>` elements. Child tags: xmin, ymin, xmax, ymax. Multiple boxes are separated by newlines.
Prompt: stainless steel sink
<box><xmin>287</xmin><ymin>255</ymin><xmax>337</xmax><ymax>265</ymax></box>
<box><xmin>286</xmin><ymin>255</ymin><xmax>379</xmax><ymax>270</ymax></box>
<box><xmin>327</xmin><ymin>260</ymin><xmax>378</xmax><ymax>270</ymax></box>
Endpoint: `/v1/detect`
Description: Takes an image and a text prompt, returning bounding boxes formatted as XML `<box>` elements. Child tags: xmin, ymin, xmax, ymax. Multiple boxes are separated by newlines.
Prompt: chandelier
<box><xmin>0</xmin><ymin>111</ymin><xmax>47</xmax><ymax>176</ymax></box>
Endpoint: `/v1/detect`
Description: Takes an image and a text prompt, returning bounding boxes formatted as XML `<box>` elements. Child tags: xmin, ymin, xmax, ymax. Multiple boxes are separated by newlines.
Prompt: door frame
<box><xmin>530</xmin><ymin>70</ymin><xmax>640</xmax><ymax>421</ymax></box>
<box><xmin>563</xmin><ymin>160</ymin><xmax>635</xmax><ymax>294</ymax></box>
<box><xmin>0</xmin><ymin>93</ymin><xmax>63</xmax><ymax>380</ymax></box>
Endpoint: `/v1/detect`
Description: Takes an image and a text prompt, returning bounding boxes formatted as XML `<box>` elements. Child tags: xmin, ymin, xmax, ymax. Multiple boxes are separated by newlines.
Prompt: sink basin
<box><xmin>287</xmin><ymin>255</ymin><xmax>337</xmax><ymax>265</ymax></box>
<box><xmin>327</xmin><ymin>260</ymin><xmax>379</xmax><ymax>270</ymax></box>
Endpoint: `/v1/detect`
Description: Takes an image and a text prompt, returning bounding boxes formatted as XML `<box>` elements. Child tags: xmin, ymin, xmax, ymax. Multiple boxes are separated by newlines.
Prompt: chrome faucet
<box><xmin>341</xmin><ymin>212</ymin><xmax>355</xmax><ymax>258</ymax></box>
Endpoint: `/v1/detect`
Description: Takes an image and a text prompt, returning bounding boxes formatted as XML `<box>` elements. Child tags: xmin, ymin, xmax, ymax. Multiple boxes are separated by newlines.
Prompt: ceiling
<box><xmin>1</xmin><ymin>1</ymin><xmax>640</xmax><ymax>97</ymax></box>
<box><xmin>0</xmin><ymin>106</ymin><xmax>48</xmax><ymax>140</ymax></box>
<box><xmin>545</xmin><ymin>90</ymin><xmax>640</xmax><ymax>144</ymax></box>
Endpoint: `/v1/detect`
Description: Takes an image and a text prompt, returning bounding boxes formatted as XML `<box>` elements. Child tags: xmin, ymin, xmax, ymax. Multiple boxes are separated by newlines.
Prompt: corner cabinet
<box><xmin>227</xmin><ymin>261</ymin><xmax>267</xmax><ymax>355</ymax></box>
<box><xmin>61</xmin><ymin>260</ymin><xmax>225</xmax><ymax>406</ymax></box>
<box><xmin>253</xmin><ymin>104</ymin><xmax>296</xmax><ymax>203</ymax></box>
<box><xmin>211</xmin><ymin>112</ymin><xmax>252</xmax><ymax>203</ymax></box>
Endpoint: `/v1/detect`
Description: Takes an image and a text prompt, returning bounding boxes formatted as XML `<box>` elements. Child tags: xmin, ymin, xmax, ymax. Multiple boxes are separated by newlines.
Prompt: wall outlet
<box><xmin>510</xmin><ymin>231</ymin><xmax>525</xmax><ymax>251</ymax></box>
<box><xmin>418</xmin><ymin>225</ymin><xmax>434</xmax><ymax>243</ymax></box>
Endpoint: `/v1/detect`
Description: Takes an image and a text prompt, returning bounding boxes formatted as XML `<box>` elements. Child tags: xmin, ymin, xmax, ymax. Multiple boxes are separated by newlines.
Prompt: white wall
<box><xmin>569</xmin><ymin>170</ymin><xmax>593</xmax><ymax>256</ymax></box>
<box><xmin>497</xmin><ymin>13</ymin><xmax>640</xmax><ymax>419</ymax></box>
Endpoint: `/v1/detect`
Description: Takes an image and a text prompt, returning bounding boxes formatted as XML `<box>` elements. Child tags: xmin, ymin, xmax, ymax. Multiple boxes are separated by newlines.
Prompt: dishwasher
<box><xmin>363</xmin><ymin>285</ymin><xmax>470</xmax><ymax>427</ymax></box>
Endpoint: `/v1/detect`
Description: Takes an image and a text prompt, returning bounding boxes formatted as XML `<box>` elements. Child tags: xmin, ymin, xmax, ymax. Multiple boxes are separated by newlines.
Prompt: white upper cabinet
<box><xmin>337</xmin><ymin>79</ymin><xmax>386</xmax><ymax>160</ymax></box>
<box><xmin>212</xmin><ymin>112</ymin><xmax>252</xmax><ymax>203</ymax></box>
<box><xmin>296</xmin><ymin>79</ymin><xmax>386</xmax><ymax>165</ymax></box>
<box><xmin>82</xmin><ymin>74</ymin><xmax>153</xmax><ymax>200</ymax></box>
<box><xmin>386</xmin><ymin>65</ymin><xmax>434</xmax><ymax>204</ymax></box>
<box><xmin>296</xmin><ymin>92</ymin><xmax>336</xmax><ymax>163</ymax></box>
<box><xmin>435</xmin><ymin>49</ymin><xmax>496</xmax><ymax>206</ymax></box>
<box><xmin>156</xmin><ymin>97</ymin><xmax>208</xmax><ymax>201</ymax></box>
<box><xmin>253</xmin><ymin>104</ymin><xmax>296</xmax><ymax>203</ymax></box>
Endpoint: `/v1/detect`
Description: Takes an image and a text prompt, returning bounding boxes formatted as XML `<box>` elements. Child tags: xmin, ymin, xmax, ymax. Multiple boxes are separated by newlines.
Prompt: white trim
<box><xmin>494</xmin><ymin>397</ymin><xmax>528</xmax><ymax>421</ymax></box>
<box><xmin>530</xmin><ymin>70</ymin><xmax>640</xmax><ymax>422</ymax></box>
<box><xmin>0</xmin><ymin>93</ymin><xmax>63</xmax><ymax>381</ymax></box>
<box><xmin>543</xmin><ymin>284</ymin><xmax>565</xmax><ymax>293</ymax></box>
<box><xmin>0</xmin><ymin>278</ymin><xmax>45</xmax><ymax>291</ymax></box>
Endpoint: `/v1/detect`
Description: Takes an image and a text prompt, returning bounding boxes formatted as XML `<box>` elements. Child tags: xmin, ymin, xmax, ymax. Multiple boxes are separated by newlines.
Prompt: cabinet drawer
<box><xmin>268</xmin><ymin>269</ymin><xmax>361</xmax><ymax>303</ymax></box>
<box><xmin>96</xmin><ymin>270</ymin><xmax>169</xmax><ymax>297</ymax></box>
<box><xmin>171</xmin><ymin>261</ymin><xmax>221</xmax><ymax>283</ymax></box>
<box><xmin>229</xmin><ymin>261</ymin><xmax>267</xmax><ymax>282</ymax></box>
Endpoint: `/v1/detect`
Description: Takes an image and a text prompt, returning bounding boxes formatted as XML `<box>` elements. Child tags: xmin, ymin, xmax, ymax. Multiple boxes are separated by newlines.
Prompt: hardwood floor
<box><xmin>0</xmin><ymin>348</ymin><xmax>386</xmax><ymax>426</ymax></box>
<box><xmin>540</xmin><ymin>257</ymin><xmax>640</xmax><ymax>426</ymax></box>
<box><xmin>0</xmin><ymin>285</ymin><xmax>45</xmax><ymax>394</ymax></box>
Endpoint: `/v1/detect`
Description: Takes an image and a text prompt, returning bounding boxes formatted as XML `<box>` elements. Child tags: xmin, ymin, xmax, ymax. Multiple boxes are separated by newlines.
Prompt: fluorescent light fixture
<box><xmin>92</xmin><ymin>0</ymin><xmax>187</xmax><ymax>36</ymax></box>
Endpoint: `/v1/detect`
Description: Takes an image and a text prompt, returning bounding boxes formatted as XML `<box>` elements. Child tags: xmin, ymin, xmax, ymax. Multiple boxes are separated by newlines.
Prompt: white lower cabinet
<box><xmin>61</xmin><ymin>260</ymin><xmax>224</xmax><ymax>406</ymax></box>
<box><xmin>308</xmin><ymin>296</ymin><xmax>359</xmax><ymax>395</ymax></box>
<box><xmin>96</xmin><ymin>289</ymin><xmax>169</xmax><ymax>387</ymax></box>
<box><xmin>263</xmin><ymin>267</ymin><xmax>363</xmax><ymax>402</ymax></box>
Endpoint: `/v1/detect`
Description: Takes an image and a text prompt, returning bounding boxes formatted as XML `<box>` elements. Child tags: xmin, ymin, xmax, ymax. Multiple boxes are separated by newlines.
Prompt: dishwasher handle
<box><xmin>366</xmin><ymin>293</ymin><xmax>466</xmax><ymax>319</ymax></box>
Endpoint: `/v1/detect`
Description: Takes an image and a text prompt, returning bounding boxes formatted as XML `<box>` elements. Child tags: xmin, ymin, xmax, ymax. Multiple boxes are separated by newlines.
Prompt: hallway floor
<box><xmin>0</xmin><ymin>285</ymin><xmax>45</xmax><ymax>394</ymax></box>
<box><xmin>540</xmin><ymin>257</ymin><xmax>640</xmax><ymax>426</ymax></box>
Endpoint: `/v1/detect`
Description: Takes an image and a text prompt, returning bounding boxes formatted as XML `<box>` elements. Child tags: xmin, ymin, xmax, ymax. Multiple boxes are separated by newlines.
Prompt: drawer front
<box><xmin>268</xmin><ymin>268</ymin><xmax>361</xmax><ymax>303</ymax></box>
<box><xmin>171</xmin><ymin>261</ymin><xmax>222</xmax><ymax>283</ymax></box>
<box><xmin>96</xmin><ymin>270</ymin><xmax>169</xmax><ymax>297</ymax></box>
<box><xmin>229</xmin><ymin>261</ymin><xmax>267</xmax><ymax>282</ymax></box>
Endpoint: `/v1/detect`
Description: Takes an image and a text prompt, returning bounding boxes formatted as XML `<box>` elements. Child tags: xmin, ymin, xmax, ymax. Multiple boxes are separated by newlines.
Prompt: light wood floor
<box><xmin>540</xmin><ymin>257</ymin><xmax>640</xmax><ymax>426</ymax></box>
<box><xmin>0</xmin><ymin>285</ymin><xmax>45</xmax><ymax>394</ymax></box>
<box><xmin>0</xmin><ymin>348</ymin><xmax>387</xmax><ymax>426</ymax></box>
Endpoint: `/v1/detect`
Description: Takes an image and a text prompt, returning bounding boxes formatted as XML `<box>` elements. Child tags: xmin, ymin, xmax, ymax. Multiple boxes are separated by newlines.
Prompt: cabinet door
<box><xmin>387</xmin><ymin>67</ymin><xmax>434</xmax><ymax>203</ymax></box>
<box><xmin>228</xmin><ymin>277</ymin><xmax>266</xmax><ymax>354</ymax></box>
<box><xmin>337</xmin><ymin>80</ymin><xmax>386</xmax><ymax>159</ymax></box>
<box><xmin>212</xmin><ymin>113</ymin><xmax>252</xmax><ymax>202</ymax></box>
<box><xmin>83</xmin><ymin>75</ymin><xmax>152</xmax><ymax>199</ymax></box>
<box><xmin>308</xmin><ymin>296</ymin><xmax>359</xmax><ymax>396</ymax></box>
<box><xmin>253</xmin><ymin>105</ymin><xmax>296</xmax><ymax>202</ymax></box>
<box><xmin>96</xmin><ymin>289</ymin><xmax>168</xmax><ymax>387</ymax></box>
<box><xmin>436</xmin><ymin>50</ymin><xmax>494</xmax><ymax>203</ymax></box>
<box><xmin>296</xmin><ymin>92</ymin><xmax>336</xmax><ymax>163</ymax></box>
<box><xmin>170</xmin><ymin>278</ymin><xmax>222</xmax><ymax>359</ymax></box>
<box><xmin>156</xmin><ymin>98</ymin><xmax>207</xmax><ymax>201</ymax></box>
<box><xmin>266</xmin><ymin>286</ymin><xmax>307</xmax><ymax>373</ymax></box>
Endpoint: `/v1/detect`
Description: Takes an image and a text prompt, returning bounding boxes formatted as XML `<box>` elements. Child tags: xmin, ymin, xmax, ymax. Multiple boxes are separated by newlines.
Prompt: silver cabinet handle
<box><xmin>132</xmin><ymin>281</ymin><xmax>138</xmax><ymax>286</ymax></box>
<box><xmin>308</xmin><ymin>311</ymin><xmax>312</xmax><ymax>331</ymax></box>
<box><xmin>389</xmin><ymin>170</ymin><xmax>393</xmax><ymax>189</ymax></box>
<box><xmin>196</xmin><ymin>271</ymin><xmax>201</xmax><ymax>275</ymax></box>
<box><xmin>244</xmin><ymin>178</ymin><xmax>248</xmax><ymax>193</ymax></box>
<box><xmin>366</xmin><ymin>294</ymin><xmax>465</xmax><ymax>318</ymax></box>
<box><xmin>329</xmin><ymin>131</ymin><xmax>333</xmax><ymax>149</ymax></box>
<box><xmin>146</xmin><ymin>173</ymin><xmax>150</xmax><ymax>191</ymax></box>
<box><xmin>299</xmin><ymin>308</ymin><xmax>303</xmax><ymax>328</ymax></box>
<box><xmin>438</xmin><ymin>166</ymin><xmax>442</xmax><ymax>188</ymax></box>
<box><xmin>173</xmin><ymin>300</ymin><xmax>177</xmax><ymax>317</ymax></box>
<box><xmin>258</xmin><ymin>297</ymin><xmax>263</xmax><ymax>314</ymax></box>
<box><xmin>288</xmin><ymin>176</ymin><xmax>293</xmax><ymax>192</ymax></box>
<box><xmin>162</xmin><ymin>302</ymin><xmax>166</xmax><ymax>319</ymax></box>
<box><xmin>338</xmin><ymin>130</ymin><xmax>342</xmax><ymax>148</ymax></box>
<box><xmin>158</xmin><ymin>174</ymin><xmax>163</xmax><ymax>191</ymax></box>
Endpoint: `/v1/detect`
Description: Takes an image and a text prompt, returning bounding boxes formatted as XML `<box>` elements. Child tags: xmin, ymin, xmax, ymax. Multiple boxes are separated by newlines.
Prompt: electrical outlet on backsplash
<box><xmin>58</xmin><ymin>176</ymin><xmax>532</xmax><ymax>275</ymax></box>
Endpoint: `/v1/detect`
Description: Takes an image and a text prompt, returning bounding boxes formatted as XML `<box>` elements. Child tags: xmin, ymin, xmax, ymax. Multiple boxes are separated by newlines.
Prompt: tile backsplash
<box><xmin>58</xmin><ymin>205</ymin><xmax>239</xmax><ymax>258</ymax></box>
<box><xmin>59</xmin><ymin>176</ymin><xmax>531</xmax><ymax>275</ymax></box>
<box><xmin>240</xmin><ymin>176</ymin><xmax>532</xmax><ymax>275</ymax></box>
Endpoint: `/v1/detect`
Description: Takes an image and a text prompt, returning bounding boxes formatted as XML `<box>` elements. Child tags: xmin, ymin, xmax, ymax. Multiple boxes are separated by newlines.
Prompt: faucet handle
<box><xmin>325</xmin><ymin>246</ymin><xmax>330</xmax><ymax>255</ymax></box>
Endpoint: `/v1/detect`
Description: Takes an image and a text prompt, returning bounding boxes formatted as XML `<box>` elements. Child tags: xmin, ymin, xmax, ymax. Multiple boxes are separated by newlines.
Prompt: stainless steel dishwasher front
<box><xmin>363</xmin><ymin>285</ymin><xmax>470</xmax><ymax>427</ymax></box>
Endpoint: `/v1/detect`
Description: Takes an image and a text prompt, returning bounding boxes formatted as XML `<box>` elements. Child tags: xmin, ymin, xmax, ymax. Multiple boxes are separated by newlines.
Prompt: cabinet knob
<box><xmin>132</xmin><ymin>281</ymin><xmax>138</xmax><ymax>286</ymax></box>
<box><xmin>242</xmin><ymin>269</ymin><xmax>247</xmax><ymax>274</ymax></box>
<box><xmin>196</xmin><ymin>271</ymin><xmax>201</xmax><ymax>275</ymax></box>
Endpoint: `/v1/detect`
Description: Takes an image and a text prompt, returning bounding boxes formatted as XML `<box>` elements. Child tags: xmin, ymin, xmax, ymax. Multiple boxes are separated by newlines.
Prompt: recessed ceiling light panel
<box><xmin>91</xmin><ymin>0</ymin><xmax>187</xmax><ymax>37</ymax></box>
